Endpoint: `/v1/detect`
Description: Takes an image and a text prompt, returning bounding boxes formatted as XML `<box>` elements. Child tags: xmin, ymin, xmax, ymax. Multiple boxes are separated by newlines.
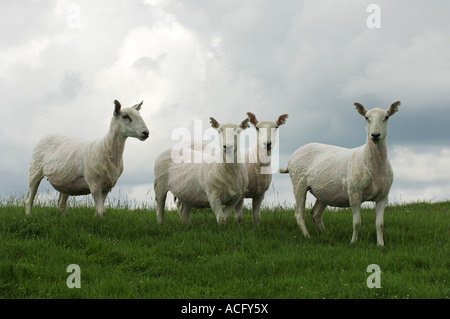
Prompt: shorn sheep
<box><xmin>25</xmin><ymin>100</ymin><xmax>150</xmax><ymax>217</ymax></box>
<box><xmin>234</xmin><ymin>112</ymin><xmax>288</xmax><ymax>225</ymax></box>
<box><xmin>280</xmin><ymin>101</ymin><xmax>400</xmax><ymax>246</ymax></box>
<box><xmin>154</xmin><ymin>117</ymin><xmax>250</xmax><ymax>225</ymax></box>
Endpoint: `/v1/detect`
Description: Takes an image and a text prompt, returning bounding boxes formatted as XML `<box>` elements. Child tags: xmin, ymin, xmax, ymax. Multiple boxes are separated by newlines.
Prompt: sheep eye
<box><xmin>365</xmin><ymin>116</ymin><xmax>370</xmax><ymax>123</ymax></box>
<box><xmin>122</xmin><ymin>114</ymin><xmax>132</xmax><ymax>122</ymax></box>
<box><xmin>384</xmin><ymin>116</ymin><xmax>389</xmax><ymax>122</ymax></box>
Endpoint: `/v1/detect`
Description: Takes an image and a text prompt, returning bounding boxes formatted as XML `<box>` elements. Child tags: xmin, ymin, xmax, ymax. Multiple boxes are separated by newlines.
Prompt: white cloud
<box><xmin>391</xmin><ymin>146</ymin><xmax>450</xmax><ymax>183</ymax></box>
<box><xmin>388</xmin><ymin>145</ymin><xmax>450</xmax><ymax>203</ymax></box>
<box><xmin>390</xmin><ymin>186</ymin><xmax>449</xmax><ymax>204</ymax></box>
<box><xmin>93</xmin><ymin>14</ymin><xmax>210</xmax><ymax>105</ymax></box>
<box><xmin>1</xmin><ymin>1</ymin><xmax>449</xmax><ymax>208</ymax></box>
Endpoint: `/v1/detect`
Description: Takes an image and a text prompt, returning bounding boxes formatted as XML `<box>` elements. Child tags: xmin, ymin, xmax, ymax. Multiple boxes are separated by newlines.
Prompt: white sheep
<box><xmin>234</xmin><ymin>112</ymin><xmax>288</xmax><ymax>225</ymax></box>
<box><xmin>280</xmin><ymin>101</ymin><xmax>400</xmax><ymax>246</ymax></box>
<box><xmin>154</xmin><ymin>117</ymin><xmax>250</xmax><ymax>225</ymax></box>
<box><xmin>24</xmin><ymin>100</ymin><xmax>150</xmax><ymax>217</ymax></box>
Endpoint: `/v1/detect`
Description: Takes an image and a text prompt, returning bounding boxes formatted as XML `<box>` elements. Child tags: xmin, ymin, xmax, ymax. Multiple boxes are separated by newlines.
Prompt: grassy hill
<box><xmin>0</xmin><ymin>200</ymin><xmax>448</xmax><ymax>299</ymax></box>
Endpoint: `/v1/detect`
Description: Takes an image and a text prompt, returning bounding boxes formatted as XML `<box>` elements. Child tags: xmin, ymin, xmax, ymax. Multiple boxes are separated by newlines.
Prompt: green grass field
<box><xmin>0</xmin><ymin>199</ymin><xmax>448</xmax><ymax>299</ymax></box>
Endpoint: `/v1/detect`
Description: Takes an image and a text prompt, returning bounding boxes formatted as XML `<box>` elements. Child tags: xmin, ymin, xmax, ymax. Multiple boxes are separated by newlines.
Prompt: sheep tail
<box><xmin>279</xmin><ymin>167</ymin><xmax>289</xmax><ymax>174</ymax></box>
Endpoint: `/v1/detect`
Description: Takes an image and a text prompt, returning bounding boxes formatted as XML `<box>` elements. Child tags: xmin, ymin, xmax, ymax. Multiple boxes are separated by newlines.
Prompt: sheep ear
<box><xmin>133</xmin><ymin>101</ymin><xmax>144</xmax><ymax>111</ymax></box>
<box><xmin>354</xmin><ymin>102</ymin><xmax>367</xmax><ymax>117</ymax></box>
<box><xmin>387</xmin><ymin>101</ymin><xmax>400</xmax><ymax>116</ymax></box>
<box><xmin>114</xmin><ymin>100</ymin><xmax>121</xmax><ymax>116</ymax></box>
<box><xmin>240</xmin><ymin>118</ymin><xmax>250</xmax><ymax>130</ymax></box>
<box><xmin>247</xmin><ymin>112</ymin><xmax>258</xmax><ymax>126</ymax></box>
<box><xmin>210</xmin><ymin>117</ymin><xmax>220</xmax><ymax>129</ymax></box>
<box><xmin>276</xmin><ymin>114</ymin><xmax>288</xmax><ymax>126</ymax></box>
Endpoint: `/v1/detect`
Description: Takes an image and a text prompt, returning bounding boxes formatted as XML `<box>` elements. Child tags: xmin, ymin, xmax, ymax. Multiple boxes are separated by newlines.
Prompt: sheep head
<box><xmin>210</xmin><ymin>117</ymin><xmax>249</xmax><ymax>162</ymax></box>
<box><xmin>113</xmin><ymin>100</ymin><xmax>149</xmax><ymax>141</ymax></box>
<box><xmin>247</xmin><ymin>112</ymin><xmax>288</xmax><ymax>154</ymax></box>
<box><xmin>354</xmin><ymin>101</ymin><xmax>400</xmax><ymax>144</ymax></box>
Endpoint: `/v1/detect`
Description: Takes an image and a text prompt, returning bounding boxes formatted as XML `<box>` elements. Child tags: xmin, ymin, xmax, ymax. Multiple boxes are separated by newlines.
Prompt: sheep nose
<box><xmin>371</xmin><ymin>133</ymin><xmax>381</xmax><ymax>141</ymax></box>
<box><xmin>142</xmin><ymin>131</ymin><xmax>149</xmax><ymax>139</ymax></box>
<box><xmin>264</xmin><ymin>142</ymin><xmax>272</xmax><ymax>150</ymax></box>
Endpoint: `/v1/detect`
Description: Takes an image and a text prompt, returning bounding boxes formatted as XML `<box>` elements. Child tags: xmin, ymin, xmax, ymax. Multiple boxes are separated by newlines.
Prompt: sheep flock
<box><xmin>25</xmin><ymin>100</ymin><xmax>401</xmax><ymax>246</ymax></box>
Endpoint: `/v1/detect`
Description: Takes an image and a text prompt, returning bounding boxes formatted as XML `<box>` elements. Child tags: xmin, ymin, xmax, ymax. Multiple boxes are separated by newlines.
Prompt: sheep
<box><xmin>24</xmin><ymin>100</ymin><xmax>150</xmax><ymax>217</ymax></box>
<box><xmin>234</xmin><ymin>112</ymin><xmax>289</xmax><ymax>225</ymax></box>
<box><xmin>154</xmin><ymin>117</ymin><xmax>250</xmax><ymax>225</ymax></box>
<box><xmin>280</xmin><ymin>101</ymin><xmax>400</xmax><ymax>246</ymax></box>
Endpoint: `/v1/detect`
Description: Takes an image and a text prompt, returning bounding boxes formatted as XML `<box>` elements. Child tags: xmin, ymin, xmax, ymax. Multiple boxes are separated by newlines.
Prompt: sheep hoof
<box><xmin>217</xmin><ymin>217</ymin><xmax>227</xmax><ymax>226</ymax></box>
<box><xmin>96</xmin><ymin>211</ymin><xmax>106</xmax><ymax>218</ymax></box>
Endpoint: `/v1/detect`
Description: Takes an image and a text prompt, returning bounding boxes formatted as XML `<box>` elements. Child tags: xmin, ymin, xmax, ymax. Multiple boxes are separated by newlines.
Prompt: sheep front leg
<box><xmin>58</xmin><ymin>193</ymin><xmax>69</xmax><ymax>213</ymax></box>
<box><xmin>375</xmin><ymin>197</ymin><xmax>388</xmax><ymax>247</ymax></box>
<box><xmin>208</xmin><ymin>195</ymin><xmax>226</xmax><ymax>225</ymax></box>
<box><xmin>178</xmin><ymin>201</ymin><xmax>192</xmax><ymax>224</ymax></box>
<box><xmin>234</xmin><ymin>197</ymin><xmax>244</xmax><ymax>223</ymax></box>
<box><xmin>350</xmin><ymin>201</ymin><xmax>362</xmax><ymax>245</ymax></box>
<box><xmin>252</xmin><ymin>193</ymin><xmax>264</xmax><ymax>226</ymax></box>
<box><xmin>224</xmin><ymin>197</ymin><xmax>241</xmax><ymax>224</ymax></box>
<box><xmin>90</xmin><ymin>185</ymin><xmax>107</xmax><ymax>217</ymax></box>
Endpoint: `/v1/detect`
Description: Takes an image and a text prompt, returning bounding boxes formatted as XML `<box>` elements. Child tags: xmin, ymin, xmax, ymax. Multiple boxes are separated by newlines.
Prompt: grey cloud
<box><xmin>1</xmin><ymin>1</ymin><xmax>450</xmax><ymax>205</ymax></box>
<box><xmin>132</xmin><ymin>54</ymin><xmax>167</xmax><ymax>73</ymax></box>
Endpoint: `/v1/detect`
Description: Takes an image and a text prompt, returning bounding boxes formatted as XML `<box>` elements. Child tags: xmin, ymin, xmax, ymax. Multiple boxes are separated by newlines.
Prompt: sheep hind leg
<box><xmin>58</xmin><ymin>193</ymin><xmax>69</xmax><ymax>213</ymax></box>
<box><xmin>25</xmin><ymin>169</ymin><xmax>44</xmax><ymax>216</ymax></box>
<box><xmin>154</xmin><ymin>184</ymin><xmax>167</xmax><ymax>225</ymax></box>
<box><xmin>293</xmin><ymin>184</ymin><xmax>310</xmax><ymax>238</ymax></box>
<box><xmin>311</xmin><ymin>200</ymin><xmax>327</xmax><ymax>232</ymax></box>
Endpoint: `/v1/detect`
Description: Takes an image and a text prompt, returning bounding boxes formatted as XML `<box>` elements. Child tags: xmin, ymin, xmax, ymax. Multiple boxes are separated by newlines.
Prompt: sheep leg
<box><xmin>209</xmin><ymin>195</ymin><xmax>226</xmax><ymax>225</ymax></box>
<box><xmin>58</xmin><ymin>193</ymin><xmax>69</xmax><ymax>213</ymax></box>
<box><xmin>25</xmin><ymin>169</ymin><xmax>44</xmax><ymax>216</ymax></box>
<box><xmin>311</xmin><ymin>200</ymin><xmax>327</xmax><ymax>232</ymax></box>
<box><xmin>234</xmin><ymin>197</ymin><xmax>244</xmax><ymax>223</ymax></box>
<box><xmin>155</xmin><ymin>187</ymin><xmax>167</xmax><ymax>225</ymax></box>
<box><xmin>350</xmin><ymin>202</ymin><xmax>362</xmax><ymax>245</ymax></box>
<box><xmin>375</xmin><ymin>197</ymin><xmax>387</xmax><ymax>247</ymax></box>
<box><xmin>293</xmin><ymin>184</ymin><xmax>310</xmax><ymax>238</ymax></box>
<box><xmin>90</xmin><ymin>185</ymin><xmax>106</xmax><ymax>217</ymax></box>
<box><xmin>224</xmin><ymin>197</ymin><xmax>241</xmax><ymax>224</ymax></box>
<box><xmin>179</xmin><ymin>202</ymin><xmax>192</xmax><ymax>224</ymax></box>
<box><xmin>251</xmin><ymin>193</ymin><xmax>264</xmax><ymax>226</ymax></box>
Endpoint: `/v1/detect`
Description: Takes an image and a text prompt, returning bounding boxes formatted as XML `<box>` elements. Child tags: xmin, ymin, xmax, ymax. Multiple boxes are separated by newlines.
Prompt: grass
<box><xmin>0</xmin><ymin>199</ymin><xmax>448</xmax><ymax>299</ymax></box>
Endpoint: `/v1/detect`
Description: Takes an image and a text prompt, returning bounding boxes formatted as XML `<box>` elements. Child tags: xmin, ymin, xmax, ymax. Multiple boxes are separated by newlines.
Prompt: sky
<box><xmin>0</xmin><ymin>0</ymin><xmax>449</xmax><ymax>209</ymax></box>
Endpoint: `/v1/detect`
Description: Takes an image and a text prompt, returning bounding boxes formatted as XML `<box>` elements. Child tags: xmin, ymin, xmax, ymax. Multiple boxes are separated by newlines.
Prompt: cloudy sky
<box><xmin>1</xmin><ymin>0</ymin><xmax>449</xmax><ymax>209</ymax></box>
